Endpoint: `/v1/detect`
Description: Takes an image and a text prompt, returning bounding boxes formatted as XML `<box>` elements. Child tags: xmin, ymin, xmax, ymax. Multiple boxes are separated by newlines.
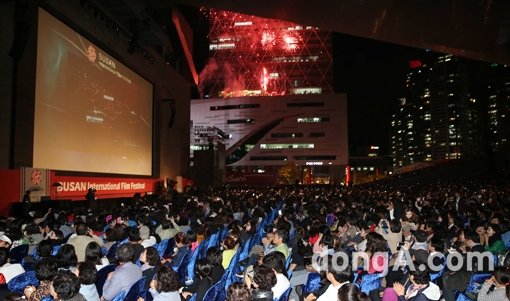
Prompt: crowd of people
<box><xmin>0</xmin><ymin>167</ymin><xmax>509</xmax><ymax>301</ymax></box>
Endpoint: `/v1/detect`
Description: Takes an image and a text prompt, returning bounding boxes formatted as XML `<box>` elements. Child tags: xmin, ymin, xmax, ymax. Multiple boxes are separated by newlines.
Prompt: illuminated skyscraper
<box><xmin>199</xmin><ymin>9</ymin><xmax>333</xmax><ymax>98</ymax></box>
<box><xmin>392</xmin><ymin>54</ymin><xmax>481</xmax><ymax>168</ymax></box>
<box><xmin>488</xmin><ymin>63</ymin><xmax>510</xmax><ymax>153</ymax></box>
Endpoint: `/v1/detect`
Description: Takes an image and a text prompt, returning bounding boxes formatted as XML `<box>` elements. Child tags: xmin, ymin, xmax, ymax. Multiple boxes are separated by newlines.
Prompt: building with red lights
<box><xmin>199</xmin><ymin>9</ymin><xmax>333</xmax><ymax>98</ymax></box>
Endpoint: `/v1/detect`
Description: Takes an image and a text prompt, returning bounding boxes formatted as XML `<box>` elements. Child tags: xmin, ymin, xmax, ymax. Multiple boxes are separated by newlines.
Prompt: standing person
<box><xmin>85</xmin><ymin>188</ymin><xmax>96</xmax><ymax>202</ymax></box>
<box><xmin>22</xmin><ymin>190</ymin><xmax>32</xmax><ymax>217</ymax></box>
<box><xmin>101</xmin><ymin>244</ymin><xmax>142</xmax><ymax>301</ymax></box>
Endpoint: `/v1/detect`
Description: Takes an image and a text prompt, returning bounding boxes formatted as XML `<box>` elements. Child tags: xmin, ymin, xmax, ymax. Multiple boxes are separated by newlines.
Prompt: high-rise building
<box><xmin>488</xmin><ymin>63</ymin><xmax>510</xmax><ymax>153</ymax></box>
<box><xmin>392</xmin><ymin>54</ymin><xmax>481</xmax><ymax>168</ymax></box>
<box><xmin>199</xmin><ymin>9</ymin><xmax>333</xmax><ymax>98</ymax></box>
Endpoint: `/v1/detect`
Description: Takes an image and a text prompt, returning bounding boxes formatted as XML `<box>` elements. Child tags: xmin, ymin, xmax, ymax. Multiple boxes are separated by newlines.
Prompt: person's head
<box><xmin>155</xmin><ymin>266</ymin><xmax>181</xmax><ymax>292</ymax></box>
<box><xmin>128</xmin><ymin>227</ymin><xmax>141</xmax><ymax>243</ymax></box>
<box><xmin>273</xmin><ymin>229</ymin><xmax>288</xmax><ymax>246</ymax></box>
<box><xmin>56</xmin><ymin>244</ymin><xmax>78</xmax><ymax>269</ymax></box>
<box><xmin>252</xmin><ymin>264</ymin><xmax>277</xmax><ymax>290</ymax></box>
<box><xmin>475</xmin><ymin>224</ymin><xmax>487</xmax><ymax>235</ymax></box>
<box><xmin>365</xmin><ymin>232</ymin><xmax>388</xmax><ymax>254</ymax></box>
<box><xmin>325</xmin><ymin>255</ymin><xmax>351</xmax><ymax>284</ymax></box>
<box><xmin>35</xmin><ymin>257</ymin><xmax>59</xmax><ymax>282</ymax></box>
<box><xmin>174</xmin><ymin>232</ymin><xmax>189</xmax><ymax>247</ymax></box>
<box><xmin>161</xmin><ymin>218</ymin><xmax>172</xmax><ymax>230</ymax></box>
<box><xmin>390</xmin><ymin>220</ymin><xmax>402</xmax><ymax>234</ymax></box>
<box><xmin>414</xmin><ymin>230</ymin><xmax>428</xmax><ymax>243</ymax></box>
<box><xmin>195</xmin><ymin>258</ymin><xmax>212</xmax><ymax>280</ymax></box>
<box><xmin>76</xmin><ymin>262</ymin><xmax>97</xmax><ymax>285</ymax></box>
<box><xmin>50</xmin><ymin>271</ymin><xmax>81</xmax><ymax>300</ymax></box>
<box><xmin>337</xmin><ymin>283</ymin><xmax>371</xmax><ymax>301</ymax></box>
<box><xmin>226</xmin><ymin>282</ymin><xmax>252</xmax><ymax>301</ymax></box>
<box><xmin>263</xmin><ymin>251</ymin><xmax>286</xmax><ymax>275</ymax></box>
<box><xmin>223</xmin><ymin>234</ymin><xmax>238</xmax><ymax>250</ymax></box>
<box><xmin>139</xmin><ymin>226</ymin><xmax>150</xmax><ymax>241</ymax></box>
<box><xmin>464</xmin><ymin>230</ymin><xmax>480</xmax><ymax>247</ymax></box>
<box><xmin>409</xmin><ymin>267</ymin><xmax>430</xmax><ymax>285</ymax></box>
<box><xmin>493</xmin><ymin>266</ymin><xmax>510</xmax><ymax>284</ymax></box>
<box><xmin>244</xmin><ymin>219</ymin><xmax>257</xmax><ymax>234</ymax></box>
<box><xmin>49</xmin><ymin>229</ymin><xmax>64</xmax><ymax>243</ymax></box>
<box><xmin>206</xmin><ymin>247</ymin><xmax>223</xmax><ymax>267</ymax></box>
<box><xmin>486</xmin><ymin>224</ymin><xmax>501</xmax><ymax>243</ymax></box>
<box><xmin>116</xmin><ymin>243</ymin><xmax>134</xmax><ymax>263</ymax></box>
<box><xmin>490</xmin><ymin>214</ymin><xmax>503</xmax><ymax>225</ymax></box>
<box><xmin>140</xmin><ymin>247</ymin><xmax>160</xmax><ymax>267</ymax></box>
<box><xmin>85</xmin><ymin>241</ymin><xmax>103</xmax><ymax>265</ymax></box>
<box><xmin>386</xmin><ymin>201</ymin><xmax>394</xmax><ymax>210</ymax></box>
<box><xmin>74</xmin><ymin>222</ymin><xmax>88</xmax><ymax>236</ymax></box>
<box><xmin>429</xmin><ymin>236</ymin><xmax>444</xmax><ymax>253</ymax></box>
<box><xmin>0</xmin><ymin>247</ymin><xmax>10</xmax><ymax>266</ymax></box>
<box><xmin>404</xmin><ymin>209</ymin><xmax>415</xmax><ymax>221</ymax></box>
<box><xmin>0</xmin><ymin>234</ymin><xmax>12</xmax><ymax>249</ymax></box>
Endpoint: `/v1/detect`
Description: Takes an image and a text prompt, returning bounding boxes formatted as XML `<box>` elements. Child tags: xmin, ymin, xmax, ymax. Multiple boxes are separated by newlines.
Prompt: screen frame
<box><xmin>34</xmin><ymin>6</ymin><xmax>156</xmax><ymax>178</ymax></box>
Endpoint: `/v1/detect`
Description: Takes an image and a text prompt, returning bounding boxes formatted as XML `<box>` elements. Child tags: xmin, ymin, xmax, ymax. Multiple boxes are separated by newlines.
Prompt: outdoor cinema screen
<box><xmin>34</xmin><ymin>8</ymin><xmax>153</xmax><ymax>176</ymax></box>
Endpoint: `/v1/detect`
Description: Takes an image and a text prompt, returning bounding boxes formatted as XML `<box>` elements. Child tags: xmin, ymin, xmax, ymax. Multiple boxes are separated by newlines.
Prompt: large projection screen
<box><xmin>34</xmin><ymin>9</ymin><xmax>153</xmax><ymax>176</ymax></box>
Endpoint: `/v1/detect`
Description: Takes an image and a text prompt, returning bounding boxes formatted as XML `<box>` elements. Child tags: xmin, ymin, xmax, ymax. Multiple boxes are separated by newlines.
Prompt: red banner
<box><xmin>50</xmin><ymin>172</ymin><xmax>159</xmax><ymax>200</ymax></box>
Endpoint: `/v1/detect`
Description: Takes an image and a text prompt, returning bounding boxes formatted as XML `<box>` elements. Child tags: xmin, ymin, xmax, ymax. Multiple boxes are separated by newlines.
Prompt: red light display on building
<box><xmin>199</xmin><ymin>8</ymin><xmax>333</xmax><ymax>98</ymax></box>
<box><xmin>409</xmin><ymin>60</ymin><xmax>423</xmax><ymax>69</ymax></box>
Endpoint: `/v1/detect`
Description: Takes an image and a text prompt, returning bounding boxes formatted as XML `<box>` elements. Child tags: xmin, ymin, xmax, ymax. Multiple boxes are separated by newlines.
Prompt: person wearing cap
<box><xmin>67</xmin><ymin>222</ymin><xmax>104</xmax><ymax>262</ymax></box>
<box><xmin>0</xmin><ymin>234</ymin><xmax>12</xmax><ymax>249</ymax></box>
<box><xmin>0</xmin><ymin>247</ymin><xmax>25</xmax><ymax>283</ymax></box>
<box><xmin>140</xmin><ymin>226</ymin><xmax>156</xmax><ymax>248</ymax></box>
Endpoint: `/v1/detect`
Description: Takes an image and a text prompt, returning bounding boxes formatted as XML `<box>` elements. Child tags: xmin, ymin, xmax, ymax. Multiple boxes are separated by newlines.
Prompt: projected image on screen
<box><xmin>34</xmin><ymin>9</ymin><xmax>153</xmax><ymax>175</ymax></box>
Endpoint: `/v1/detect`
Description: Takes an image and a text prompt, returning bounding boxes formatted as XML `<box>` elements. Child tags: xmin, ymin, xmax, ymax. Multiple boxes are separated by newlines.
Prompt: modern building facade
<box><xmin>199</xmin><ymin>9</ymin><xmax>333</xmax><ymax>98</ymax></box>
<box><xmin>392</xmin><ymin>54</ymin><xmax>481</xmax><ymax>169</ymax></box>
<box><xmin>488</xmin><ymin>63</ymin><xmax>510</xmax><ymax>154</ymax></box>
<box><xmin>190</xmin><ymin>94</ymin><xmax>348</xmax><ymax>184</ymax></box>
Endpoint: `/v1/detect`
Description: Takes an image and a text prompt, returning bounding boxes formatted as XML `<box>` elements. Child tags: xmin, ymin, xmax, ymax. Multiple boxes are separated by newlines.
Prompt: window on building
<box><xmin>271</xmin><ymin>133</ymin><xmax>303</xmax><ymax>138</ymax></box>
<box><xmin>250</xmin><ymin>156</ymin><xmax>287</xmax><ymax>161</ymax></box>
<box><xmin>210</xmin><ymin>104</ymin><xmax>260</xmax><ymax>111</ymax></box>
<box><xmin>287</xmin><ymin>102</ymin><xmax>324</xmax><ymax>107</ymax></box>
<box><xmin>260</xmin><ymin>143</ymin><xmax>314</xmax><ymax>149</ymax></box>
<box><xmin>297</xmin><ymin>117</ymin><xmax>330</xmax><ymax>123</ymax></box>
<box><xmin>227</xmin><ymin>119</ymin><xmax>255</xmax><ymax>124</ymax></box>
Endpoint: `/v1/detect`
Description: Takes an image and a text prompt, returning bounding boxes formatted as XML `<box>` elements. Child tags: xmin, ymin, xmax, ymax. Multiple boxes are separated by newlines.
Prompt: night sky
<box><xmin>333</xmin><ymin>33</ymin><xmax>427</xmax><ymax>155</ymax></box>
